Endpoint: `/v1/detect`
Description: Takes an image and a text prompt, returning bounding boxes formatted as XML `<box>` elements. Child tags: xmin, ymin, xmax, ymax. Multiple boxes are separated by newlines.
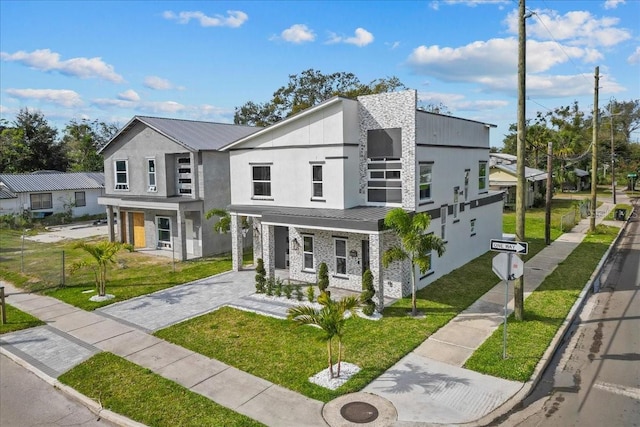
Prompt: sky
<box><xmin>1</xmin><ymin>0</ymin><xmax>639</xmax><ymax>148</ymax></box>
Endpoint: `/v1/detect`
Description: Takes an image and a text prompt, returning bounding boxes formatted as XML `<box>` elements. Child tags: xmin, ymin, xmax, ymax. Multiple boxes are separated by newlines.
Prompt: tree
<box><xmin>360</xmin><ymin>269</ymin><xmax>376</xmax><ymax>316</ymax></box>
<box><xmin>287</xmin><ymin>292</ymin><xmax>359</xmax><ymax>378</ymax></box>
<box><xmin>0</xmin><ymin>108</ymin><xmax>67</xmax><ymax>173</ymax></box>
<box><xmin>70</xmin><ymin>241</ymin><xmax>133</xmax><ymax>298</ymax></box>
<box><xmin>382</xmin><ymin>208</ymin><xmax>446</xmax><ymax>316</ymax></box>
<box><xmin>234</xmin><ymin>69</ymin><xmax>406</xmax><ymax>126</ymax></box>
<box><xmin>62</xmin><ymin>119</ymin><xmax>117</xmax><ymax>172</ymax></box>
<box><xmin>205</xmin><ymin>208</ymin><xmax>249</xmax><ymax>234</ymax></box>
<box><xmin>317</xmin><ymin>262</ymin><xmax>329</xmax><ymax>293</ymax></box>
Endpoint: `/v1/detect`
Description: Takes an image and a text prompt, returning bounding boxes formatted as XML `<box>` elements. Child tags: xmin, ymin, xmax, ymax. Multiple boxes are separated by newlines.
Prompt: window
<box><xmin>157</xmin><ymin>217</ymin><xmax>172</xmax><ymax>248</ymax></box>
<box><xmin>440</xmin><ymin>206</ymin><xmax>447</xmax><ymax>240</ymax></box>
<box><xmin>303</xmin><ymin>235</ymin><xmax>314</xmax><ymax>271</ymax></box>
<box><xmin>30</xmin><ymin>193</ymin><xmax>52</xmax><ymax>210</ymax></box>
<box><xmin>419</xmin><ymin>234</ymin><xmax>435</xmax><ymax>280</ymax></box>
<box><xmin>335</xmin><ymin>238</ymin><xmax>347</xmax><ymax>276</ymax></box>
<box><xmin>147</xmin><ymin>159</ymin><xmax>157</xmax><ymax>192</ymax></box>
<box><xmin>176</xmin><ymin>156</ymin><xmax>192</xmax><ymax>195</ymax></box>
<box><xmin>453</xmin><ymin>187</ymin><xmax>459</xmax><ymax>219</ymax></box>
<box><xmin>479</xmin><ymin>161</ymin><xmax>488</xmax><ymax>192</ymax></box>
<box><xmin>419</xmin><ymin>164</ymin><xmax>432</xmax><ymax>201</ymax></box>
<box><xmin>75</xmin><ymin>191</ymin><xmax>86</xmax><ymax>207</ymax></box>
<box><xmin>252</xmin><ymin>165</ymin><xmax>271</xmax><ymax>197</ymax></box>
<box><xmin>464</xmin><ymin>169</ymin><xmax>470</xmax><ymax>201</ymax></box>
<box><xmin>470</xmin><ymin>219</ymin><xmax>476</xmax><ymax>236</ymax></box>
<box><xmin>367</xmin><ymin>161</ymin><xmax>402</xmax><ymax>204</ymax></box>
<box><xmin>114</xmin><ymin>160</ymin><xmax>129</xmax><ymax>190</ymax></box>
<box><xmin>312</xmin><ymin>164</ymin><xmax>323</xmax><ymax>199</ymax></box>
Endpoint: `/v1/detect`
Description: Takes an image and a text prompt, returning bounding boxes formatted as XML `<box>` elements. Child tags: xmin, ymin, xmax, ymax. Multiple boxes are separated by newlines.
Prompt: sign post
<box><xmin>491</xmin><ymin>240</ymin><xmax>526</xmax><ymax>359</ymax></box>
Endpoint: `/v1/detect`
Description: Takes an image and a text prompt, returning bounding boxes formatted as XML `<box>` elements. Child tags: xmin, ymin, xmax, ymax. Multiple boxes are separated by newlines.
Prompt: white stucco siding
<box><xmin>102</xmin><ymin>124</ymin><xmax>189</xmax><ymax>196</ymax></box>
<box><xmin>15</xmin><ymin>189</ymin><xmax>105</xmax><ymax>218</ymax></box>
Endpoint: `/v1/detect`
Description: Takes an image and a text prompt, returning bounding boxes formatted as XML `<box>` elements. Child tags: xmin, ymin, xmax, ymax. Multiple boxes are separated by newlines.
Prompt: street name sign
<box><xmin>490</xmin><ymin>239</ymin><xmax>528</xmax><ymax>255</ymax></box>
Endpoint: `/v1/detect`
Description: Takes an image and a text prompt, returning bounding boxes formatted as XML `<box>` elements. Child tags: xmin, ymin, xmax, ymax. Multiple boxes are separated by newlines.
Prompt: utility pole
<box><xmin>545</xmin><ymin>140</ymin><xmax>553</xmax><ymax>245</ymax></box>
<box><xmin>514</xmin><ymin>0</ymin><xmax>526</xmax><ymax>321</ymax></box>
<box><xmin>590</xmin><ymin>66</ymin><xmax>599</xmax><ymax>232</ymax></box>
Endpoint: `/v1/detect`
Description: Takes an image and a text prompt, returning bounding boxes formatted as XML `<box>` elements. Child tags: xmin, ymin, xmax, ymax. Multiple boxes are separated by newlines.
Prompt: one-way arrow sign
<box><xmin>490</xmin><ymin>239</ymin><xmax>528</xmax><ymax>254</ymax></box>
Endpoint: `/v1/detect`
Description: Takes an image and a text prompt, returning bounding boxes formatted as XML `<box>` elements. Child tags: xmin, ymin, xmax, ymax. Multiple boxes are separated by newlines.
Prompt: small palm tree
<box><xmin>205</xmin><ymin>208</ymin><xmax>249</xmax><ymax>234</ymax></box>
<box><xmin>382</xmin><ymin>208</ymin><xmax>446</xmax><ymax>316</ymax></box>
<box><xmin>70</xmin><ymin>241</ymin><xmax>133</xmax><ymax>297</ymax></box>
<box><xmin>287</xmin><ymin>292</ymin><xmax>359</xmax><ymax>378</ymax></box>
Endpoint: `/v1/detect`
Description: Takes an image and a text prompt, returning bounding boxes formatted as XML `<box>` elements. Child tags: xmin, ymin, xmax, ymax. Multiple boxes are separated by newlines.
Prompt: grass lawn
<box><xmin>0</xmin><ymin>303</ymin><xmax>45</xmax><ymax>334</ymax></box>
<box><xmin>464</xmin><ymin>225</ymin><xmax>617</xmax><ymax>381</ymax></box>
<box><xmin>58</xmin><ymin>352</ymin><xmax>264</xmax><ymax>427</ymax></box>
<box><xmin>0</xmin><ymin>229</ymin><xmax>252</xmax><ymax>310</ymax></box>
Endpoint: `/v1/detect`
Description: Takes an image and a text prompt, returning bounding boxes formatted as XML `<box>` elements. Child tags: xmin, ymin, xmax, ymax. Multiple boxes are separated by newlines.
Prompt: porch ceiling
<box><xmin>229</xmin><ymin>205</ymin><xmax>395</xmax><ymax>232</ymax></box>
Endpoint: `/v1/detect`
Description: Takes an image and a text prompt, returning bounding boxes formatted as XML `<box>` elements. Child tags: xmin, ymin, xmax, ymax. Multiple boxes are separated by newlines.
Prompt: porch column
<box><xmin>369</xmin><ymin>232</ymin><xmax>385</xmax><ymax>311</ymax></box>
<box><xmin>176</xmin><ymin>210</ymin><xmax>187</xmax><ymax>261</ymax></box>
<box><xmin>262</xmin><ymin>223</ymin><xmax>275</xmax><ymax>279</ymax></box>
<box><xmin>114</xmin><ymin>206</ymin><xmax>123</xmax><ymax>243</ymax></box>
<box><xmin>231</xmin><ymin>213</ymin><xmax>243</xmax><ymax>271</ymax></box>
<box><xmin>106</xmin><ymin>205</ymin><xmax>115</xmax><ymax>242</ymax></box>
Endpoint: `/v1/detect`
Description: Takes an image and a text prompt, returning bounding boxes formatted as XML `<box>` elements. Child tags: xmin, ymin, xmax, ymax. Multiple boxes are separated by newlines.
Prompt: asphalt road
<box><xmin>504</xmin><ymin>209</ymin><xmax>640</xmax><ymax>426</ymax></box>
<box><xmin>0</xmin><ymin>354</ymin><xmax>116</xmax><ymax>427</ymax></box>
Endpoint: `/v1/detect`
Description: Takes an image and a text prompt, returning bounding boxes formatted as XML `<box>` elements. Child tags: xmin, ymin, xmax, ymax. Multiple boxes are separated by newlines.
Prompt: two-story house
<box><xmin>222</xmin><ymin>90</ymin><xmax>503</xmax><ymax>305</ymax></box>
<box><xmin>98</xmin><ymin>116</ymin><xmax>258</xmax><ymax>260</ymax></box>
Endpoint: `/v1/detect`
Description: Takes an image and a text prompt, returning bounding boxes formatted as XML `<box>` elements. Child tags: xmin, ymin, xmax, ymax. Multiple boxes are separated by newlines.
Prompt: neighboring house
<box><xmin>489</xmin><ymin>153</ymin><xmax>547</xmax><ymax>208</ymax></box>
<box><xmin>221</xmin><ymin>90</ymin><xmax>503</xmax><ymax>304</ymax></box>
<box><xmin>98</xmin><ymin>116</ymin><xmax>259</xmax><ymax>261</ymax></box>
<box><xmin>572</xmin><ymin>168</ymin><xmax>590</xmax><ymax>191</ymax></box>
<box><xmin>0</xmin><ymin>172</ymin><xmax>105</xmax><ymax>218</ymax></box>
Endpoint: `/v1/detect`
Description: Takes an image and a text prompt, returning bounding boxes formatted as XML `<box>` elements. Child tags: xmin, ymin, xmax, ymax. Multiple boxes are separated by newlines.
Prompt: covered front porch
<box><xmin>98</xmin><ymin>195</ymin><xmax>205</xmax><ymax>261</ymax></box>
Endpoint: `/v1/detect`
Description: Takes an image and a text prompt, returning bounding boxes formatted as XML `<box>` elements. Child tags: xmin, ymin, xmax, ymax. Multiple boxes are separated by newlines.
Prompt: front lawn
<box><xmin>0</xmin><ymin>303</ymin><xmax>45</xmax><ymax>334</ymax></box>
<box><xmin>58</xmin><ymin>352</ymin><xmax>264</xmax><ymax>427</ymax></box>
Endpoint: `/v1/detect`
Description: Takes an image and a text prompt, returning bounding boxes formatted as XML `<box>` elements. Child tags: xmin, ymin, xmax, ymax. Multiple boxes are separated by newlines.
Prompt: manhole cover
<box><xmin>340</xmin><ymin>401</ymin><xmax>379</xmax><ymax>423</ymax></box>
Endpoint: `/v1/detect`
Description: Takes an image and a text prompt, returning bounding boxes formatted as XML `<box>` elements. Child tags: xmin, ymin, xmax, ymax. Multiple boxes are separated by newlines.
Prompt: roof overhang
<box><xmin>98</xmin><ymin>195</ymin><xmax>203</xmax><ymax>212</ymax></box>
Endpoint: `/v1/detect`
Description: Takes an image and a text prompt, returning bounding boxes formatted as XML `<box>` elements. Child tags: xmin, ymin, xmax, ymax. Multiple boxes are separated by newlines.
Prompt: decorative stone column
<box><xmin>369</xmin><ymin>232</ymin><xmax>384</xmax><ymax>311</ymax></box>
<box><xmin>230</xmin><ymin>213</ymin><xmax>243</xmax><ymax>271</ymax></box>
<box><xmin>262</xmin><ymin>223</ymin><xmax>275</xmax><ymax>279</ymax></box>
<box><xmin>176</xmin><ymin>210</ymin><xmax>187</xmax><ymax>261</ymax></box>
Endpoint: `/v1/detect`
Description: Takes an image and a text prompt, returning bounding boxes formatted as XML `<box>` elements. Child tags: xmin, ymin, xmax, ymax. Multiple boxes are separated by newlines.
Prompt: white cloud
<box><xmin>604</xmin><ymin>0</ymin><xmax>625</xmax><ymax>10</ymax></box>
<box><xmin>163</xmin><ymin>10</ymin><xmax>248</xmax><ymax>28</ymax></box>
<box><xmin>628</xmin><ymin>47</ymin><xmax>640</xmax><ymax>64</ymax></box>
<box><xmin>0</xmin><ymin>49</ymin><xmax>123</xmax><ymax>83</ymax></box>
<box><xmin>430</xmin><ymin>0</ymin><xmax>509</xmax><ymax>10</ymax></box>
<box><xmin>386</xmin><ymin>41</ymin><xmax>401</xmax><ymax>50</ymax></box>
<box><xmin>418</xmin><ymin>91</ymin><xmax>508</xmax><ymax>112</ymax></box>
<box><xmin>5</xmin><ymin>88</ymin><xmax>83</xmax><ymax>107</ymax></box>
<box><xmin>280</xmin><ymin>24</ymin><xmax>316</xmax><ymax>44</ymax></box>
<box><xmin>506</xmin><ymin>9</ymin><xmax>632</xmax><ymax>48</ymax></box>
<box><xmin>327</xmin><ymin>27</ymin><xmax>374</xmax><ymax>47</ymax></box>
<box><xmin>118</xmin><ymin>89</ymin><xmax>140</xmax><ymax>102</ymax></box>
<box><xmin>144</xmin><ymin>76</ymin><xmax>175</xmax><ymax>90</ymax></box>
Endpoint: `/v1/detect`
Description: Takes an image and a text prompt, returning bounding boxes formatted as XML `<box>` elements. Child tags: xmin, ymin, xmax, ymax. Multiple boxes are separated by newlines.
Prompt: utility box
<box><xmin>615</xmin><ymin>209</ymin><xmax>627</xmax><ymax>221</ymax></box>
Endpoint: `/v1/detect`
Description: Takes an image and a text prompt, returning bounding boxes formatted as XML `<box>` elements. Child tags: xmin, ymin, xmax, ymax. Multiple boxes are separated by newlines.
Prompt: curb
<box><xmin>465</xmin><ymin>209</ymin><xmax>632</xmax><ymax>427</ymax></box>
<box><xmin>0</xmin><ymin>346</ymin><xmax>146</xmax><ymax>427</ymax></box>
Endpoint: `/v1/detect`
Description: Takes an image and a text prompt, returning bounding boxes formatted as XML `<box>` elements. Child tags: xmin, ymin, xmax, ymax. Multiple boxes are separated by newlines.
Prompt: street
<box><xmin>503</xmin><ymin>206</ymin><xmax>640</xmax><ymax>426</ymax></box>
<box><xmin>0</xmin><ymin>354</ymin><xmax>115</xmax><ymax>427</ymax></box>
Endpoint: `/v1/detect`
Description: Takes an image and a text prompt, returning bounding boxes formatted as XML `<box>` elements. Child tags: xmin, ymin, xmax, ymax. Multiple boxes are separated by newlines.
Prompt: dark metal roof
<box><xmin>101</xmin><ymin>116</ymin><xmax>260</xmax><ymax>153</ymax></box>
<box><xmin>229</xmin><ymin>205</ymin><xmax>395</xmax><ymax>232</ymax></box>
<box><xmin>0</xmin><ymin>172</ymin><xmax>105</xmax><ymax>193</ymax></box>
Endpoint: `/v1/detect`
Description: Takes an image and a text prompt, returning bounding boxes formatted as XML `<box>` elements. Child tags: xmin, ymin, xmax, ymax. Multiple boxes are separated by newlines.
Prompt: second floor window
<box><xmin>479</xmin><ymin>161</ymin><xmax>488</xmax><ymax>192</ymax></box>
<box><xmin>75</xmin><ymin>191</ymin><xmax>86</xmax><ymax>207</ymax></box>
<box><xmin>30</xmin><ymin>193</ymin><xmax>52</xmax><ymax>210</ymax></box>
<box><xmin>419</xmin><ymin>163</ymin><xmax>432</xmax><ymax>201</ymax></box>
<box><xmin>312</xmin><ymin>165</ymin><xmax>323</xmax><ymax>199</ymax></box>
<box><xmin>115</xmin><ymin>160</ymin><xmax>129</xmax><ymax>190</ymax></box>
<box><xmin>147</xmin><ymin>159</ymin><xmax>157</xmax><ymax>192</ymax></box>
<box><xmin>253</xmin><ymin>165</ymin><xmax>271</xmax><ymax>197</ymax></box>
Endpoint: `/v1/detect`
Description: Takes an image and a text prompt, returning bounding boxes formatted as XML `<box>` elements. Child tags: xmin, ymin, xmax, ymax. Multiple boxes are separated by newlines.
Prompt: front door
<box><xmin>132</xmin><ymin>212</ymin><xmax>145</xmax><ymax>248</ymax></box>
<box><xmin>274</xmin><ymin>226</ymin><xmax>288</xmax><ymax>269</ymax></box>
<box><xmin>362</xmin><ymin>240</ymin><xmax>370</xmax><ymax>275</ymax></box>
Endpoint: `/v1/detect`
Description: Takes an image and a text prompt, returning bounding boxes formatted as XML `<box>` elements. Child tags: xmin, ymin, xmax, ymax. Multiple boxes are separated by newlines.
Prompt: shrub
<box><xmin>284</xmin><ymin>284</ymin><xmax>293</xmax><ymax>299</ymax></box>
<box><xmin>255</xmin><ymin>258</ymin><xmax>266</xmax><ymax>293</ymax></box>
<box><xmin>306</xmin><ymin>286</ymin><xmax>315</xmax><ymax>303</ymax></box>
<box><xmin>361</xmin><ymin>269</ymin><xmax>376</xmax><ymax>316</ymax></box>
<box><xmin>317</xmin><ymin>262</ymin><xmax>329</xmax><ymax>292</ymax></box>
<box><xmin>265</xmin><ymin>277</ymin><xmax>275</xmax><ymax>296</ymax></box>
<box><xmin>295</xmin><ymin>286</ymin><xmax>304</xmax><ymax>301</ymax></box>
<box><xmin>274</xmin><ymin>278</ymin><xmax>283</xmax><ymax>297</ymax></box>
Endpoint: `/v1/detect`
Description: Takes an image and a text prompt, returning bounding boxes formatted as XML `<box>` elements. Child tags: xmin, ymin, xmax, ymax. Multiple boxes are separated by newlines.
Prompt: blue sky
<box><xmin>1</xmin><ymin>0</ymin><xmax>638</xmax><ymax>147</ymax></box>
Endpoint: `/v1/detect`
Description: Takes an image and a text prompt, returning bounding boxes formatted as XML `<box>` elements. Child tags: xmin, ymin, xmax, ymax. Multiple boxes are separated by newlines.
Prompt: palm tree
<box><xmin>287</xmin><ymin>292</ymin><xmax>359</xmax><ymax>378</ymax></box>
<box><xmin>70</xmin><ymin>241</ymin><xmax>133</xmax><ymax>297</ymax></box>
<box><xmin>382</xmin><ymin>208</ymin><xmax>446</xmax><ymax>316</ymax></box>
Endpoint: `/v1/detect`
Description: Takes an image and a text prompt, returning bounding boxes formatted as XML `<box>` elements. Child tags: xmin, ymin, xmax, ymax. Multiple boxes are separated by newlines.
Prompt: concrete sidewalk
<box><xmin>0</xmin><ymin>195</ymin><xmax>630</xmax><ymax>426</ymax></box>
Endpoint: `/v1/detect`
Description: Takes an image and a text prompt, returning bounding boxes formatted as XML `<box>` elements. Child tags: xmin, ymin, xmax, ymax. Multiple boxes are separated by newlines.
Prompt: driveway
<box><xmin>26</xmin><ymin>222</ymin><xmax>108</xmax><ymax>243</ymax></box>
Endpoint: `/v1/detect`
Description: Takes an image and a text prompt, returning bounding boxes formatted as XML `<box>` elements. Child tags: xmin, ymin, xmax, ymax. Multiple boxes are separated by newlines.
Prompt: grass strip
<box><xmin>604</xmin><ymin>204</ymin><xmax>632</xmax><ymax>220</ymax></box>
<box><xmin>463</xmin><ymin>225</ymin><xmax>617</xmax><ymax>381</ymax></box>
<box><xmin>0</xmin><ymin>303</ymin><xmax>45</xmax><ymax>334</ymax></box>
<box><xmin>58</xmin><ymin>352</ymin><xmax>264</xmax><ymax>427</ymax></box>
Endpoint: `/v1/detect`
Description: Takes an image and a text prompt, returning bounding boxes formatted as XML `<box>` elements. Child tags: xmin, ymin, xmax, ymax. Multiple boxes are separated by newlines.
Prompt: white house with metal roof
<box><xmin>222</xmin><ymin>90</ymin><xmax>503</xmax><ymax>304</ymax></box>
<box><xmin>0</xmin><ymin>172</ymin><xmax>105</xmax><ymax>218</ymax></box>
<box><xmin>98</xmin><ymin>116</ymin><xmax>259</xmax><ymax>260</ymax></box>
<box><xmin>489</xmin><ymin>153</ymin><xmax>548</xmax><ymax>208</ymax></box>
